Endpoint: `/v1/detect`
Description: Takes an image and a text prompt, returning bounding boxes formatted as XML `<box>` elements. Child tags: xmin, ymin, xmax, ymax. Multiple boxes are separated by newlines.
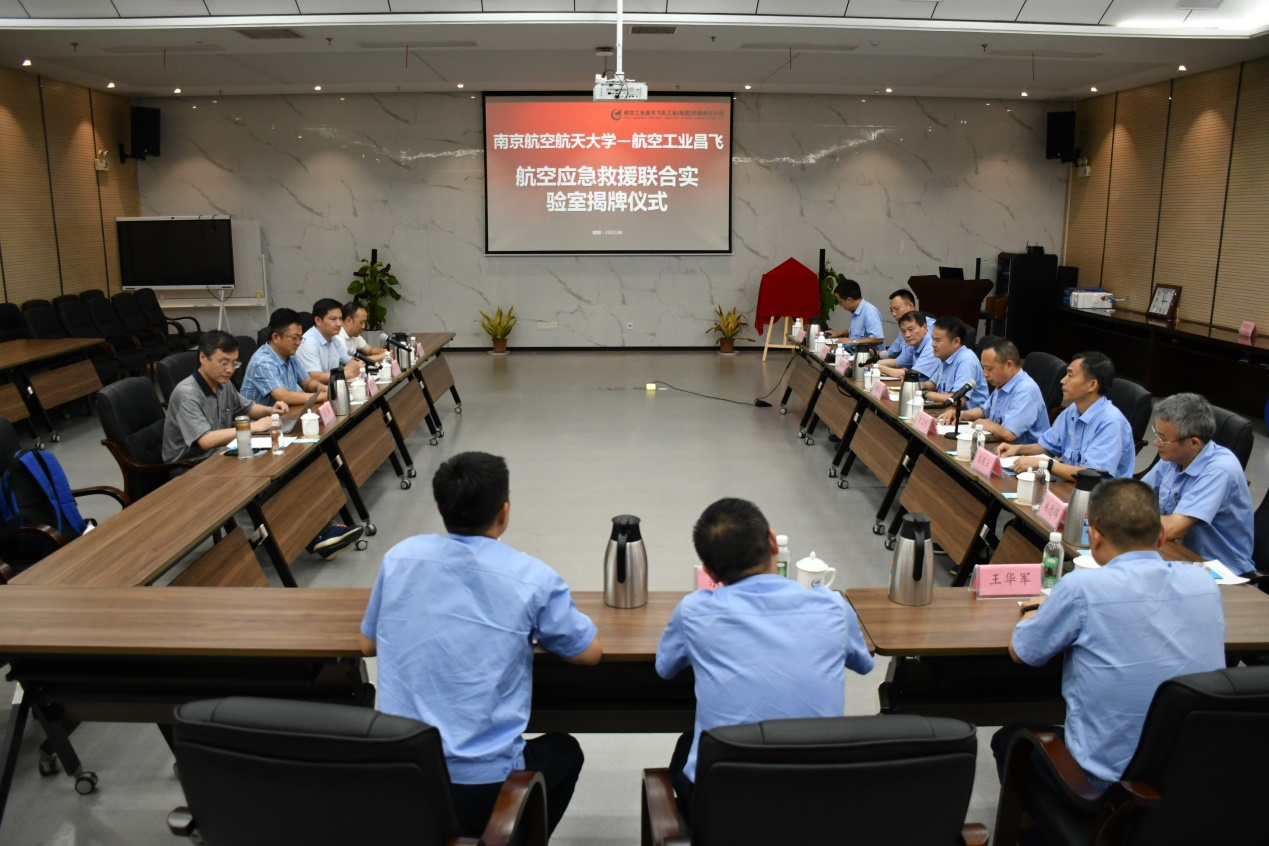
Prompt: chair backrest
<box><xmin>133</xmin><ymin>287</ymin><xmax>166</xmax><ymax>324</ymax></box>
<box><xmin>298</xmin><ymin>311</ymin><xmax>314</xmax><ymax>332</ymax></box>
<box><xmin>21</xmin><ymin>298</ymin><xmax>52</xmax><ymax>313</ymax></box>
<box><xmin>0</xmin><ymin>303</ymin><xmax>27</xmax><ymax>341</ymax></box>
<box><xmin>87</xmin><ymin>295</ymin><xmax>130</xmax><ymax>338</ymax></box>
<box><xmin>1118</xmin><ymin>667</ymin><xmax>1269</xmax><ymax>844</ymax></box>
<box><xmin>1252</xmin><ymin>487</ymin><xmax>1269</xmax><ymax>575</ymax></box>
<box><xmin>79</xmin><ymin>288</ymin><xmax>106</xmax><ymax>301</ymax></box>
<box><xmin>232</xmin><ymin>336</ymin><xmax>257</xmax><ymax>390</ymax></box>
<box><xmin>1105</xmin><ymin>378</ymin><xmax>1153</xmax><ymax>447</ymax></box>
<box><xmin>692</xmin><ymin>715</ymin><xmax>977</xmax><ymax>845</ymax></box>
<box><xmin>157</xmin><ymin>352</ymin><xmax>199</xmax><ymax>403</ymax></box>
<box><xmin>55</xmin><ymin>300</ymin><xmax>98</xmax><ymax>339</ymax></box>
<box><xmin>23</xmin><ymin>306</ymin><xmax>67</xmax><ymax>340</ymax></box>
<box><xmin>173</xmin><ymin>697</ymin><xmax>463</xmax><ymax>846</ymax></box>
<box><xmin>111</xmin><ymin>291</ymin><xmax>149</xmax><ymax>333</ymax></box>
<box><xmin>96</xmin><ymin>377</ymin><xmax>168</xmax><ymax>497</ymax></box>
<box><xmin>1021</xmin><ymin>352</ymin><xmax>1066</xmax><ymax>413</ymax></box>
<box><xmin>52</xmin><ymin>294</ymin><xmax>79</xmax><ymax>310</ymax></box>
<box><xmin>1210</xmin><ymin>404</ymin><xmax>1253</xmax><ymax>470</ymax></box>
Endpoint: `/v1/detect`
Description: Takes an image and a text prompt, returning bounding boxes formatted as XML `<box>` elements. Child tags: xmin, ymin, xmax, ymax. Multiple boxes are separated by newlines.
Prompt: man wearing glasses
<box><xmin>162</xmin><ymin>330</ymin><xmax>288</xmax><ymax>463</ymax></box>
<box><xmin>240</xmin><ymin>308</ymin><xmax>328</xmax><ymax>408</ymax></box>
<box><xmin>1142</xmin><ymin>393</ymin><xmax>1255</xmax><ymax>574</ymax></box>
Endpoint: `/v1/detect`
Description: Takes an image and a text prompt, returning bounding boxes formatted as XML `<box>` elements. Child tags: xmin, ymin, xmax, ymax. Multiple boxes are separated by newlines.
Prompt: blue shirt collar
<box><xmin>1077</xmin><ymin>395</ymin><xmax>1109</xmax><ymax>423</ymax></box>
<box><xmin>1180</xmin><ymin>439</ymin><xmax>1219</xmax><ymax>478</ymax></box>
<box><xmin>852</xmin><ymin>301</ymin><xmax>865</xmax><ymax>317</ymax></box>
<box><xmin>1104</xmin><ymin>549</ymin><xmax>1165</xmax><ymax>569</ymax></box>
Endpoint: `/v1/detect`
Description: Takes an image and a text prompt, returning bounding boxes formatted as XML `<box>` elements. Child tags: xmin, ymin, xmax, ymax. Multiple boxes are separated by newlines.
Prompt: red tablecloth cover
<box><xmin>754</xmin><ymin>258</ymin><xmax>821</xmax><ymax>333</ymax></box>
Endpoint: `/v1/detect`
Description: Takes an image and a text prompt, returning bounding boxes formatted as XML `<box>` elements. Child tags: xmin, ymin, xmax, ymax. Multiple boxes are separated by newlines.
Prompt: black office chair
<box><xmin>232</xmin><ymin>335</ymin><xmax>257</xmax><ymax>391</ymax></box>
<box><xmin>96</xmin><ymin>377</ymin><xmax>196</xmax><ymax>501</ymax></box>
<box><xmin>0</xmin><ymin>303</ymin><xmax>26</xmax><ymax>341</ymax></box>
<box><xmin>643</xmin><ymin>715</ymin><xmax>987</xmax><ymax>846</ymax></box>
<box><xmin>51</xmin><ymin>294</ymin><xmax>79</xmax><ymax>310</ymax></box>
<box><xmin>1022</xmin><ymin>352</ymin><xmax>1066</xmax><ymax>423</ymax></box>
<box><xmin>79</xmin><ymin>289</ymin><xmax>106</xmax><ymax>302</ymax></box>
<box><xmin>168</xmin><ymin>697</ymin><xmax>548</xmax><ymax>846</ymax></box>
<box><xmin>1211</xmin><ymin>404</ymin><xmax>1254</xmax><ymax>470</ymax></box>
<box><xmin>0</xmin><ymin>416</ymin><xmax>128</xmax><ymax>570</ymax></box>
<box><xmin>21</xmin><ymin>307</ymin><xmax>81</xmax><ymax>374</ymax></box>
<box><xmin>994</xmin><ymin>666</ymin><xmax>1269</xmax><ymax>846</ymax></box>
<box><xmin>57</xmin><ymin>298</ymin><xmax>143</xmax><ymax>379</ymax></box>
<box><xmin>87</xmin><ymin>296</ymin><xmax>162</xmax><ymax>375</ymax></box>
<box><xmin>113</xmin><ymin>291</ymin><xmax>183</xmax><ymax>355</ymax></box>
<box><xmin>21</xmin><ymin>298</ymin><xmax>53</xmax><ymax>313</ymax></box>
<box><xmin>298</xmin><ymin>311</ymin><xmax>314</xmax><ymax>332</ymax></box>
<box><xmin>1104</xmin><ymin>378</ymin><xmax>1152</xmax><ymax>454</ymax></box>
<box><xmin>157</xmin><ymin>351</ymin><xmax>199</xmax><ymax>404</ymax></box>
<box><xmin>134</xmin><ymin>287</ymin><xmax>202</xmax><ymax>349</ymax></box>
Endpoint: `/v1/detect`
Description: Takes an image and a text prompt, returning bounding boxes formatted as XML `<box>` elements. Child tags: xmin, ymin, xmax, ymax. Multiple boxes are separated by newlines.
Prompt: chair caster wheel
<box><xmin>400</xmin><ymin>479</ymin><xmax>412</xmax><ymax>490</ymax></box>
<box><xmin>51</xmin><ymin>433</ymin><xmax>61</xmax><ymax>443</ymax></box>
<box><xmin>406</xmin><ymin>467</ymin><xmax>417</xmax><ymax>478</ymax></box>
<box><xmin>430</xmin><ymin>437</ymin><xmax>439</xmax><ymax>446</ymax></box>
<box><xmin>829</xmin><ymin>467</ymin><xmax>837</xmax><ymax>478</ymax></box>
<box><xmin>75</xmin><ymin>772</ymin><xmax>98</xmax><ymax>795</ymax></box>
<box><xmin>365</xmin><ymin>524</ymin><xmax>377</xmax><ymax>536</ymax></box>
<box><xmin>884</xmin><ymin>537</ymin><xmax>896</xmax><ymax>551</ymax></box>
<box><xmin>779</xmin><ymin>407</ymin><xmax>787</xmax><ymax>415</ymax></box>
<box><xmin>872</xmin><ymin>521</ymin><xmax>884</xmax><ymax>535</ymax></box>
<box><xmin>805</xmin><ymin>437</ymin><xmax>815</xmax><ymax>446</ymax></box>
<box><xmin>797</xmin><ymin>430</ymin><xmax>805</xmax><ymax>439</ymax></box>
<box><xmin>837</xmin><ymin>479</ymin><xmax>850</xmax><ymax>489</ymax></box>
<box><xmin>454</xmin><ymin>406</ymin><xmax>462</xmax><ymax>414</ymax></box>
<box><xmin>437</xmin><ymin>430</ymin><xmax>445</xmax><ymax>438</ymax></box>
<box><xmin>355</xmin><ymin>540</ymin><xmax>369</xmax><ymax>552</ymax></box>
<box><xmin>39</xmin><ymin>755</ymin><xmax>59</xmax><ymax>777</ymax></box>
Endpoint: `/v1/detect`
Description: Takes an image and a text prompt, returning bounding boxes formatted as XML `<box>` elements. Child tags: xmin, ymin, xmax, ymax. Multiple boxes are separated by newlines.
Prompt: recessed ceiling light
<box><xmin>339</xmin><ymin>96</ymin><xmax>345</xmax><ymax>101</ymax></box>
<box><xmin>192</xmin><ymin>105</ymin><xmax>197</xmax><ymax>109</ymax></box>
<box><xmin>174</xmin><ymin>88</ymin><xmax>181</xmax><ymax>94</ymax></box>
<box><xmin>21</xmin><ymin>59</ymin><xmax>31</xmax><ymax>67</ymax></box>
<box><xmin>861</xmin><ymin>98</ymin><xmax>866</xmax><ymax>102</ymax></box>
<box><xmin>314</xmin><ymin>85</ymin><xmax>322</xmax><ymax>91</ymax></box>
<box><xmin>885</xmin><ymin>87</ymin><xmax>893</xmax><ymax>93</ymax></box>
<box><xmin>1090</xmin><ymin>86</ymin><xmax>1098</xmax><ymax>92</ymax></box>
<box><xmin>107</xmin><ymin>82</ymin><xmax>115</xmax><ymax>89</ymax></box>
<box><xmin>744</xmin><ymin>84</ymin><xmax>751</xmax><ymax>90</ymax></box>
<box><xmin>457</xmin><ymin>83</ymin><xmax>464</xmax><ymax>88</ymax></box>
<box><xmin>1021</xmin><ymin>91</ymin><xmax>1028</xmax><ymax>97</ymax></box>
<box><xmin>1178</xmin><ymin>65</ymin><xmax>1187</xmax><ymax>71</ymax></box>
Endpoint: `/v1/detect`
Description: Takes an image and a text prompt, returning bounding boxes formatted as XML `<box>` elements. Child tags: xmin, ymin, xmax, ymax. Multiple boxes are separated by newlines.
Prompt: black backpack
<box><xmin>0</xmin><ymin>449</ymin><xmax>89</xmax><ymax>548</ymax></box>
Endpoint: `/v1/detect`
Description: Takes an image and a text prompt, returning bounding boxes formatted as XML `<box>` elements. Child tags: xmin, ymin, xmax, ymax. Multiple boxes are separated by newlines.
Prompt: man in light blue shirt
<box><xmin>921</xmin><ymin>315</ymin><xmax>988</xmax><ymax>410</ymax></box>
<box><xmin>994</xmin><ymin>479</ymin><xmax>1224</xmax><ymax>793</ymax></box>
<box><xmin>295</xmin><ymin>297</ymin><xmax>362</xmax><ymax>387</ymax></box>
<box><xmin>999</xmin><ymin>351</ymin><xmax>1135</xmax><ymax>480</ymax></box>
<box><xmin>360</xmin><ymin>452</ymin><xmax>601</xmax><ymax>838</ymax></box>
<box><xmin>937</xmin><ymin>338</ymin><xmax>1048</xmax><ymax>445</ymax></box>
<box><xmin>239</xmin><ymin>308</ymin><xmax>326</xmax><ymax>407</ymax></box>
<box><xmin>878</xmin><ymin>289</ymin><xmax>937</xmax><ymax>362</ymax></box>
<box><xmin>824</xmin><ymin>278</ymin><xmax>885</xmax><ymax>346</ymax></box>
<box><xmin>656</xmin><ymin>497</ymin><xmax>874</xmax><ymax>819</ymax></box>
<box><xmin>1142</xmin><ymin>393</ymin><xmax>1255</xmax><ymax>574</ymax></box>
<box><xmin>878</xmin><ymin>310</ymin><xmax>938</xmax><ymax>381</ymax></box>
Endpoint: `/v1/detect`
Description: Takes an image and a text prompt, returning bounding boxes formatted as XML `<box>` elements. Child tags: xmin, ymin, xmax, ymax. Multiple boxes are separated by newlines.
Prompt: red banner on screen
<box><xmin>484</xmin><ymin>95</ymin><xmax>732</xmax><ymax>254</ymax></box>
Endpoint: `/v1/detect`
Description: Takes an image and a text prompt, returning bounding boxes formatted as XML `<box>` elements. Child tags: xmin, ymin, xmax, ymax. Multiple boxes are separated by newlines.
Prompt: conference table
<box><xmin>847</xmin><ymin>586</ymin><xmax>1269</xmax><ymax>726</ymax></box>
<box><xmin>0</xmin><ymin>337</ymin><xmax>106</xmax><ymax>441</ymax></box>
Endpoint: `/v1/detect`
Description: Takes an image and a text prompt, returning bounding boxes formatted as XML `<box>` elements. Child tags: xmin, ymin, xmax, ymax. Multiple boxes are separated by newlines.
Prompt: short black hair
<box><xmin>1088</xmin><ymin>479</ymin><xmax>1161</xmax><ymax>548</ymax></box>
<box><xmin>888</xmin><ymin>289</ymin><xmax>916</xmax><ymax>306</ymax></box>
<box><xmin>983</xmin><ymin>338</ymin><xmax>1021</xmax><ymax>366</ymax></box>
<box><xmin>268</xmin><ymin>308</ymin><xmax>302</xmax><ymax>339</ymax></box>
<box><xmin>432</xmin><ymin>451</ymin><xmax>510</xmax><ymax>535</ymax></box>
<box><xmin>312</xmin><ymin>297</ymin><xmax>343</xmax><ymax>320</ymax></box>
<box><xmin>341</xmin><ymin>300</ymin><xmax>366</xmax><ymax>321</ymax></box>
<box><xmin>933</xmin><ymin>315</ymin><xmax>969</xmax><ymax>343</ymax></box>
<box><xmin>897</xmin><ymin>310</ymin><xmax>928</xmax><ymax>327</ymax></box>
<box><xmin>834</xmin><ymin>279</ymin><xmax>863</xmax><ymax>301</ymax></box>
<box><xmin>692</xmin><ymin>498</ymin><xmax>772</xmax><ymax>585</ymax></box>
<box><xmin>1071</xmin><ymin>350</ymin><xmax>1115</xmax><ymax>394</ymax></box>
<box><xmin>198</xmin><ymin>330</ymin><xmax>237</xmax><ymax>358</ymax></box>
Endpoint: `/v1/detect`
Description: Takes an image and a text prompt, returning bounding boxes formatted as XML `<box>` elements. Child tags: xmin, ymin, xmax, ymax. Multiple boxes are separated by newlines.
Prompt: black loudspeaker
<box><xmin>1057</xmin><ymin>265</ymin><xmax>1079</xmax><ymax>288</ymax></box>
<box><xmin>1046</xmin><ymin>111</ymin><xmax>1076</xmax><ymax>162</ymax></box>
<box><xmin>131</xmin><ymin>106</ymin><xmax>160</xmax><ymax>158</ymax></box>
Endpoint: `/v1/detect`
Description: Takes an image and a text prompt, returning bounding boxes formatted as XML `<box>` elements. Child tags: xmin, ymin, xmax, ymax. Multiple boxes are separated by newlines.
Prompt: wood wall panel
<box><xmin>0</xmin><ymin>68</ymin><xmax>59</xmax><ymax>304</ymax></box>
<box><xmin>1213</xmin><ymin>58</ymin><xmax>1269</xmax><ymax>330</ymax></box>
<box><xmin>42</xmin><ymin>79</ymin><xmax>107</xmax><ymax>296</ymax></box>
<box><xmin>1064</xmin><ymin>94</ymin><xmax>1115</xmax><ymax>288</ymax></box>
<box><xmin>1101</xmin><ymin>82</ymin><xmax>1170</xmax><ymax>311</ymax></box>
<box><xmin>91</xmin><ymin>90</ymin><xmax>140</xmax><ymax>295</ymax></box>
<box><xmin>1155</xmin><ymin>67</ymin><xmax>1239</xmax><ymax>324</ymax></box>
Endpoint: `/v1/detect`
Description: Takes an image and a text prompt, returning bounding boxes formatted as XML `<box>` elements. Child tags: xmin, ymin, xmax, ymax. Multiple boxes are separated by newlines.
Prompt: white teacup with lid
<box><xmin>794</xmin><ymin>551</ymin><xmax>836</xmax><ymax>590</ymax></box>
<box><xmin>300</xmin><ymin>410</ymin><xmax>320</xmax><ymax>437</ymax></box>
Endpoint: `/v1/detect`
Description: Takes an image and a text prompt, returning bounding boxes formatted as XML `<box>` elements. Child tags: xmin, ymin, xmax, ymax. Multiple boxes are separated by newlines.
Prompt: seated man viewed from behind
<box><xmin>359</xmin><ymin>451</ymin><xmax>602</xmax><ymax>839</ymax></box>
<box><xmin>994</xmin><ymin>478</ymin><xmax>1225</xmax><ymax>793</ymax></box>
<box><xmin>937</xmin><ymin>338</ymin><xmax>1048</xmax><ymax>445</ymax></box>
<box><xmin>997</xmin><ymin>351</ymin><xmax>1135</xmax><ymax>481</ymax></box>
<box><xmin>1142</xmin><ymin>392</ymin><xmax>1255</xmax><ymax>575</ymax></box>
<box><xmin>656</xmin><ymin>497</ymin><xmax>874</xmax><ymax>820</ymax></box>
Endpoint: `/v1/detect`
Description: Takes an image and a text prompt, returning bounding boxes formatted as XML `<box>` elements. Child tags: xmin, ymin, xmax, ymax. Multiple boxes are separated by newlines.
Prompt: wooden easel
<box><xmin>761</xmin><ymin>317</ymin><xmax>796</xmax><ymax>362</ymax></box>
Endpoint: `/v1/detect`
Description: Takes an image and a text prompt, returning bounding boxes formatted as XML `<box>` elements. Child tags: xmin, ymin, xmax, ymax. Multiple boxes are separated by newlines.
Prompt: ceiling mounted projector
<box><xmin>593</xmin><ymin>0</ymin><xmax>648</xmax><ymax>102</ymax></box>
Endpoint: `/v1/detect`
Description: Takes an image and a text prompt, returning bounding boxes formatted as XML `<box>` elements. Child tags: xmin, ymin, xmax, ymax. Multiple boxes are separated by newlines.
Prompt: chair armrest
<box><xmin>0</xmin><ymin>561</ymin><xmax>13</xmax><ymax>584</ymax></box>
<box><xmin>170</xmin><ymin>315</ymin><xmax>202</xmax><ymax>332</ymax></box>
<box><xmin>159</xmin><ymin>319</ymin><xmax>188</xmax><ymax>337</ymax></box>
<box><xmin>479</xmin><ymin>769</ymin><xmax>548</xmax><ymax>846</ymax></box>
<box><xmin>961</xmin><ymin>822</ymin><xmax>989</xmax><ymax>845</ymax></box>
<box><xmin>0</xmin><ymin>523</ymin><xmax>68</xmax><ymax>548</ymax></box>
<box><xmin>71</xmin><ymin>485</ymin><xmax>131</xmax><ymax>509</ymax></box>
<box><xmin>96</xmin><ymin>340</ymin><xmax>119</xmax><ymax>358</ymax></box>
<box><xmin>100</xmin><ymin>439</ymin><xmax>197</xmax><ymax>475</ymax></box>
<box><xmin>642</xmin><ymin>768</ymin><xmax>686</xmax><ymax>846</ymax></box>
<box><xmin>1027</xmin><ymin>730</ymin><xmax>1104</xmax><ymax>809</ymax></box>
<box><xmin>167</xmin><ymin>806</ymin><xmax>195</xmax><ymax>836</ymax></box>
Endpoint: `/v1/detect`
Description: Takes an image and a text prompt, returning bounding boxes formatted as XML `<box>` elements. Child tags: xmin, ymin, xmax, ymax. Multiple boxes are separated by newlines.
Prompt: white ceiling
<box><xmin>0</xmin><ymin>1</ymin><xmax>1266</xmax><ymax>100</ymax></box>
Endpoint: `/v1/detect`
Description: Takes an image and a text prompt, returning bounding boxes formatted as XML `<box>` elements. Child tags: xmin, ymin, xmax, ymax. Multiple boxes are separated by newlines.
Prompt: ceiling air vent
<box><xmin>235</xmin><ymin>28</ymin><xmax>304</xmax><ymax>40</ymax></box>
<box><xmin>630</xmin><ymin>26</ymin><xmax>676</xmax><ymax>35</ymax></box>
<box><xmin>1175</xmin><ymin>0</ymin><xmax>1223</xmax><ymax>8</ymax></box>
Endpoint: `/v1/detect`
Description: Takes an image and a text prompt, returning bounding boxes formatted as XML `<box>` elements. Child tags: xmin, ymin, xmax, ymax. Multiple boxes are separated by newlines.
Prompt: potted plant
<box><xmin>821</xmin><ymin>261</ymin><xmax>846</xmax><ymax>330</ymax></box>
<box><xmin>706</xmin><ymin>306</ymin><xmax>755</xmax><ymax>355</ymax></box>
<box><xmin>477</xmin><ymin>306</ymin><xmax>517</xmax><ymax>355</ymax></box>
<box><xmin>347</xmin><ymin>252</ymin><xmax>402</xmax><ymax>331</ymax></box>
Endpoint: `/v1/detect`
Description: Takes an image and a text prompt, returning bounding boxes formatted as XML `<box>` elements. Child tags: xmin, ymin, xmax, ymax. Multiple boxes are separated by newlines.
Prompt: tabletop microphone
<box><xmin>942</xmin><ymin>380</ymin><xmax>977</xmax><ymax>408</ymax></box>
<box><xmin>382</xmin><ymin>334</ymin><xmax>412</xmax><ymax>352</ymax></box>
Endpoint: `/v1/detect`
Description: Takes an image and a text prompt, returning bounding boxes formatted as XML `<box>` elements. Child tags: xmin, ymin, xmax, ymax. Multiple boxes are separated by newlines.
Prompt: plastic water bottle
<box><xmin>1042</xmin><ymin>532</ymin><xmax>1063</xmax><ymax>591</ymax></box>
<box><xmin>973</xmin><ymin>423</ymin><xmax>986</xmax><ymax>461</ymax></box>
<box><xmin>270</xmin><ymin>414</ymin><xmax>284</xmax><ymax>456</ymax></box>
<box><xmin>1033</xmin><ymin>461</ymin><xmax>1050</xmax><ymax>513</ymax></box>
<box><xmin>776</xmin><ymin>535</ymin><xmax>790</xmax><ymax>578</ymax></box>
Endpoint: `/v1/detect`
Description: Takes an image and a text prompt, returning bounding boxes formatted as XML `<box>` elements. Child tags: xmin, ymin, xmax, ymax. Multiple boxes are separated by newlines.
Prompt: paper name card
<box><xmin>794</xmin><ymin>329</ymin><xmax>807</xmax><ymax>343</ymax></box>
<box><xmin>870</xmin><ymin>379</ymin><xmax>888</xmax><ymax>400</ymax></box>
<box><xmin>834</xmin><ymin>356</ymin><xmax>849</xmax><ymax>375</ymax></box>
<box><xmin>971</xmin><ymin>446</ymin><xmax>1002</xmax><ymax>478</ymax></box>
<box><xmin>815</xmin><ymin>344</ymin><xmax>828</xmax><ymax>360</ymax></box>
<box><xmin>1239</xmin><ymin>321</ymin><xmax>1257</xmax><ymax>342</ymax></box>
<box><xmin>390</xmin><ymin>357</ymin><xmax>402</xmax><ymax>377</ymax></box>
<box><xmin>1037</xmin><ymin>491</ymin><xmax>1066</xmax><ymax>530</ymax></box>
<box><xmin>415</xmin><ymin>342</ymin><xmax>426</xmax><ymax>361</ymax></box>
<box><xmin>975</xmin><ymin>563</ymin><xmax>1043</xmax><ymax>597</ymax></box>
<box><xmin>317</xmin><ymin>402</ymin><xmax>336</xmax><ymax>426</ymax></box>
<box><xmin>695</xmin><ymin>566</ymin><xmax>721</xmax><ymax>592</ymax></box>
<box><xmin>911</xmin><ymin>410</ymin><xmax>937</xmax><ymax>436</ymax></box>
<box><xmin>366</xmin><ymin>376</ymin><xmax>378</xmax><ymax>396</ymax></box>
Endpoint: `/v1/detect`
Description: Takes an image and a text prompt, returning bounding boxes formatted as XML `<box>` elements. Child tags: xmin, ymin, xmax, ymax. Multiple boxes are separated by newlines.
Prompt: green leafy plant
<box><xmin>347</xmin><ymin>257</ymin><xmax>402</xmax><ymax>331</ymax></box>
<box><xmin>477</xmin><ymin>306</ymin><xmax>518</xmax><ymax>340</ymax></box>
<box><xmin>821</xmin><ymin>261</ymin><xmax>850</xmax><ymax>329</ymax></box>
<box><xmin>705</xmin><ymin>306</ymin><xmax>756</xmax><ymax>342</ymax></box>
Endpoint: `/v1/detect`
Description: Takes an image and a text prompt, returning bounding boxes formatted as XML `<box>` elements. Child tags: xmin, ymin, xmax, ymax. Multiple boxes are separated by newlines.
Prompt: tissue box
<box><xmin>1071</xmin><ymin>290</ymin><xmax>1113</xmax><ymax>309</ymax></box>
<box><xmin>1063</xmin><ymin>287</ymin><xmax>1104</xmax><ymax>307</ymax></box>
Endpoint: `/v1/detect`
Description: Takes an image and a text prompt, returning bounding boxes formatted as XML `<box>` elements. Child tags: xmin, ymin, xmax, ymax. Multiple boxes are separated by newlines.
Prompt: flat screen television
<box><xmin>483</xmin><ymin>93</ymin><xmax>733</xmax><ymax>254</ymax></box>
<box><xmin>117</xmin><ymin>216</ymin><xmax>235</xmax><ymax>290</ymax></box>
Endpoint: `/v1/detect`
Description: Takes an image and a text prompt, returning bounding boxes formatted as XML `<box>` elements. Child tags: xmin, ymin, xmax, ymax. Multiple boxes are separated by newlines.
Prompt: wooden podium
<box><xmin>908</xmin><ymin>275</ymin><xmax>993</xmax><ymax>329</ymax></box>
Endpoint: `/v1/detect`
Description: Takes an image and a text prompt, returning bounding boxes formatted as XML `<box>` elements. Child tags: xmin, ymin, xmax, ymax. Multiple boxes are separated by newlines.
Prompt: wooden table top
<box><xmin>408</xmin><ymin>332</ymin><xmax>456</xmax><ymax>359</ymax></box>
<box><xmin>569</xmin><ymin>592</ymin><xmax>681</xmax><ymax>661</ymax></box>
<box><xmin>0</xmin><ymin>337</ymin><xmax>103</xmax><ymax>370</ymax></box>
<box><xmin>846</xmin><ymin>586</ymin><xmax>1269</xmax><ymax>657</ymax></box>
<box><xmin>10</xmin><ymin>472</ymin><xmax>268</xmax><ymax>586</ymax></box>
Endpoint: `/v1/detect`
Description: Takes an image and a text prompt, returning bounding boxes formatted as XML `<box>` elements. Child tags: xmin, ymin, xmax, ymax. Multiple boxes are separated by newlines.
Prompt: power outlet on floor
<box><xmin>625</xmin><ymin>322</ymin><xmax>634</xmax><ymax>330</ymax></box>
<box><xmin>537</xmin><ymin>321</ymin><xmax>558</xmax><ymax>330</ymax></box>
